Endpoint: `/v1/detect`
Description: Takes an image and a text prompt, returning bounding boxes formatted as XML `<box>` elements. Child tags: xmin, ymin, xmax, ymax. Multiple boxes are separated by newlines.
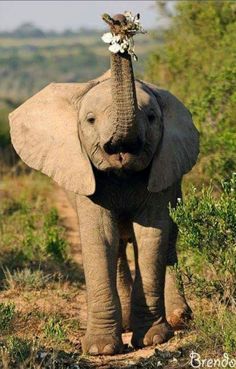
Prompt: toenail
<box><xmin>103</xmin><ymin>344</ymin><xmax>115</xmax><ymax>355</ymax></box>
<box><xmin>88</xmin><ymin>344</ymin><xmax>99</xmax><ymax>355</ymax></box>
<box><xmin>153</xmin><ymin>334</ymin><xmax>164</xmax><ymax>345</ymax></box>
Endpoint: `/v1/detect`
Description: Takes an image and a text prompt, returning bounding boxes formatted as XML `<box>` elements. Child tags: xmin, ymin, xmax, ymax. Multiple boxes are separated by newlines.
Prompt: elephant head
<box><xmin>9</xmin><ymin>32</ymin><xmax>199</xmax><ymax>195</ymax></box>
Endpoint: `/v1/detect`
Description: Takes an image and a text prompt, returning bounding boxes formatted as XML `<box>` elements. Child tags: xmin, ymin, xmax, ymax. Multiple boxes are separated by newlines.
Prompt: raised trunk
<box><xmin>110</xmin><ymin>51</ymin><xmax>138</xmax><ymax>142</ymax></box>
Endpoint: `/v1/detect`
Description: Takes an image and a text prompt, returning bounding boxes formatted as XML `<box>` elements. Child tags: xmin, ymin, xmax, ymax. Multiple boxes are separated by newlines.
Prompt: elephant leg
<box><xmin>131</xmin><ymin>218</ymin><xmax>174</xmax><ymax>348</ymax></box>
<box><xmin>165</xmin><ymin>267</ymin><xmax>192</xmax><ymax>329</ymax></box>
<box><xmin>76</xmin><ymin>196</ymin><xmax>123</xmax><ymax>355</ymax></box>
<box><xmin>165</xmin><ymin>221</ymin><xmax>192</xmax><ymax>329</ymax></box>
<box><xmin>117</xmin><ymin>240</ymin><xmax>133</xmax><ymax>332</ymax></box>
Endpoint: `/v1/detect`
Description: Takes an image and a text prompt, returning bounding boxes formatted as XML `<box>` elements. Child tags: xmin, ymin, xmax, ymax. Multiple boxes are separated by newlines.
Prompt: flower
<box><xmin>101</xmin><ymin>32</ymin><xmax>113</xmax><ymax>43</ymax></box>
<box><xmin>109</xmin><ymin>43</ymin><xmax>121</xmax><ymax>53</ymax></box>
<box><xmin>101</xmin><ymin>11</ymin><xmax>146</xmax><ymax>59</ymax></box>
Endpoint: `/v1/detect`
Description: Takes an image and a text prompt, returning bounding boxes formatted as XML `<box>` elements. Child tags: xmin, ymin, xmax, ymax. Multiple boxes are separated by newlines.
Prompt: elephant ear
<box><xmin>9</xmin><ymin>82</ymin><xmax>98</xmax><ymax>195</ymax></box>
<box><xmin>147</xmin><ymin>85</ymin><xmax>199</xmax><ymax>192</ymax></box>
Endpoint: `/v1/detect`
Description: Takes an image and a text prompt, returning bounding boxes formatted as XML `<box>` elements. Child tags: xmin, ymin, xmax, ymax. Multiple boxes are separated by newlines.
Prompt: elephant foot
<box><xmin>131</xmin><ymin>321</ymin><xmax>174</xmax><ymax>348</ymax></box>
<box><xmin>82</xmin><ymin>333</ymin><xmax>124</xmax><ymax>356</ymax></box>
<box><xmin>167</xmin><ymin>305</ymin><xmax>193</xmax><ymax>330</ymax></box>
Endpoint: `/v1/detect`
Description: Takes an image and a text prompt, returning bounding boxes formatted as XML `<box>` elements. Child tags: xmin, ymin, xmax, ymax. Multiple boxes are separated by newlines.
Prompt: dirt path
<box><xmin>54</xmin><ymin>187</ymin><xmax>190</xmax><ymax>368</ymax></box>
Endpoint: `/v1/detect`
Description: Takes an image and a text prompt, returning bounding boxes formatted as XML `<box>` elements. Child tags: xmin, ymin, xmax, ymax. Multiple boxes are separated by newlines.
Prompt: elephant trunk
<box><xmin>111</xmin><ymin>51</ymin><xmax>138</xmax><ymax>136</ymax></box>
<box><xmin>102</xmin><ymin>13</ymin><xmax>141</xmax><ymax>155</ymax></box>
<box><xmin>104</xmin><ymin>51</ymin><xmax>141</xmax><ymax>155</ymax></box>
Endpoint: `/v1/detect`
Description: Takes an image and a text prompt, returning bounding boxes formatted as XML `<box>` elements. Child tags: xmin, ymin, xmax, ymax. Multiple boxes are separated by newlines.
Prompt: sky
<box><xmin>0</xmin><ymin>1</ymin><xmax>175</xmax><ymax>32</ymax></box>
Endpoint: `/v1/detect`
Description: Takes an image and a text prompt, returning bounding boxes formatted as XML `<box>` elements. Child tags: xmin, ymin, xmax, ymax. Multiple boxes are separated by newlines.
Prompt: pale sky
<box><xmin>0</xmin><ymin>1</ymin><xmax>174</xmax><ymax>32</ymax></box>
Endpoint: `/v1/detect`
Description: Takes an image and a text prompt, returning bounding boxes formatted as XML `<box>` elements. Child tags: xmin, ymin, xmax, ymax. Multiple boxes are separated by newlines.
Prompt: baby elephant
<box><xmin>9</xmin><ymin>48</ymin><xmax>199</xmax><ymax>355</ymax></box>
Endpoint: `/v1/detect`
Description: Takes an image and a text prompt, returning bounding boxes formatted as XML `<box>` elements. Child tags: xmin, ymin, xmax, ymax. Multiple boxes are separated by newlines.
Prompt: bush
<box><xmin>170</xmin><ymin>174</ymin><xmax>236</xmax><ymax>304</ymax></box>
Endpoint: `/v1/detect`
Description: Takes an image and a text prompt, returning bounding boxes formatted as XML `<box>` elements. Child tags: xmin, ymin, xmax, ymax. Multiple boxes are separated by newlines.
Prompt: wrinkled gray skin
<box><xmin>9</xmin><ymin>52</ymin><xmax>199</xmax><ymax>355</ymax></box>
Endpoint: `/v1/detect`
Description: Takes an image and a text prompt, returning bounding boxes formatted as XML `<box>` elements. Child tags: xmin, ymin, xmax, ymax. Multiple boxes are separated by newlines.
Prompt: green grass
<box><xmin>194</xmin><ymin>305</ymin><xmax>236</xmax><ymax>354</ymax></box>
<box><xmin>43</xmin><ymin>317</ymin><xmax>67</xmax><ymax>343</ymax></box>
<box><xmin>0</xmin><ymin>174</ymin><xmax>68</xmax><ymax>271</ymax></box>
<box><xmin>0</xmin><ymin>303</ymin><xmax>15</xmax><ymax>331</ymax></box>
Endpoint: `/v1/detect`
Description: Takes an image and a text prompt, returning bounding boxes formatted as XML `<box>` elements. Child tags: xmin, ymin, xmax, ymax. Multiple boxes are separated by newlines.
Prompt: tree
<box><xmin>146</xmin><ymin>1</ymin><xmax>236</xmax><ymax>185</ymax></box>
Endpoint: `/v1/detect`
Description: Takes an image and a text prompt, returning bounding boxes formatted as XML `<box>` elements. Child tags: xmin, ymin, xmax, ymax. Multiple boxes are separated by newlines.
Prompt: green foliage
<box><xmin>170</xmin><ymin>174</ymin><xmax>236</xmax><ymax>303</ymax></box>
<box><xmin>194</xmin><ymin>306</ymin><xmax>236</xmax><ymax>354</ymax></box>
<box><xmin>2</xmin><ymin>336</ymin><xmax>32</xmax><ymax>364</ymax></box>
<box><xmin>44</xmin><ymin>317</ymin><xmax>66</xmax><ymax>342</ymax></box>
<box><xmin>43</xmin><ymin>208</ymin><xmax>68</xmax><ymax>261</ymax></box>
<box><xmin>0</xmin><ymin>303</ymin><xmax>15</xmax><ymax>331</ymax></box>
<box><xmin>0</xmin><ymin>197</ymin><xmax>68</xmax><ymax>264</ymax></box>
<box><xmin>0</xmin><ymin>174</ymin><xmax>68</xmax><ymax>279</ymax></box>
<box><xmin>146</xmin><ymin>1</ymin><xmax>236</xmax><ymax>184</ymax></box>
<box><xmin>0</xmin><ymin>107</ymin><xmax>11</xmax><ymax>147</ymax></box>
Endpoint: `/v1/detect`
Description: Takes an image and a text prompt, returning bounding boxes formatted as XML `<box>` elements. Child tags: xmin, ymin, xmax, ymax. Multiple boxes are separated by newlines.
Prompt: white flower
<box><xmin>101</xmin><ymin>32</ymin><xmax>113</xmax><ymax>43</ymax></box>
<box><xmin>113</xmin><ymin>35</ymin><xmax>121</xmax><ymax>42</ymax></box>
<box><xmin>101</xmin><ymin>12</ymin><xmax>146</xmax><ymax>59</ymax></box>
<box><xmin>109</xmin><ymin>43</ymin><xmax>121</xmax><ymax>53</ymax></box>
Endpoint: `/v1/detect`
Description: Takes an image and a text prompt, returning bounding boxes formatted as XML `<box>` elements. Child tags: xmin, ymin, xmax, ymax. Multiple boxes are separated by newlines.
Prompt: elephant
<box><xmin>9</xmin><ymin>16</ymin><xmax>199</xmax><ymax>356</ymax></box>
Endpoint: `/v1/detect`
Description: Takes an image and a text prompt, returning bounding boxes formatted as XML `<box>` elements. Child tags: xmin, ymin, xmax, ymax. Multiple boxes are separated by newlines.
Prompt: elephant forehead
<box><xmin>79</xmin><ymin>79</ymin><xmax>160</xmax><ymax>116</ymax></box>
<box><xmin>80</xmin><ymin>80</ymin><xmax>113</xmax><ymax>114</ymax></box>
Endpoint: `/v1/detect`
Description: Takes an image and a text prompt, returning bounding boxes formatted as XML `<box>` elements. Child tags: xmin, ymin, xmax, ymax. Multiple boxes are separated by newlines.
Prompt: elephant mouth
<box><xmin>107</xmin><ymin>152</ymin><xmax>132</xmax><ymax>169</ymax></box>
<box><xmin>99</xmin><ymin>143</ymin><xmax>153</xmax><ymax>173</ymax></box>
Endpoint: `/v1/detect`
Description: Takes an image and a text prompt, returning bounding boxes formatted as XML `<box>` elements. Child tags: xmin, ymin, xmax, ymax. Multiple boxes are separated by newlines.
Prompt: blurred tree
<box><xmin>146</xmin><ymin>1</ymin><xmax>236</xmax><ymax>186</ymax></box>
<box><xmin>13</xmin><ymin>23</ymin><xmax>45</xmax><ymax>38</ymax></box>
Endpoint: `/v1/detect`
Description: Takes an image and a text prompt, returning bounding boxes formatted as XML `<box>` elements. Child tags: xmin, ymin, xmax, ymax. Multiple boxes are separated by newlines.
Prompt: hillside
<box><xmin>0</xmin><ymin>28</ymin><xmax>159</xmax><ymax>105</ymax></box>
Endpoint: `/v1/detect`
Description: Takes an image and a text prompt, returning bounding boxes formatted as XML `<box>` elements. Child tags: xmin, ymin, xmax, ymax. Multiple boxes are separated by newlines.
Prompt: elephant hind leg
<box><xmin>117</xmin><ymin>240</ymin><xmax>133</xmax><ymax>332</ymax></box>
<box><xmin>165</xmin><ymin>221</ymin><xmax>192</xmax><ymax>330</ymax></box>
<box><xmin>165</xmin><ymin>266</ymin><xmax>193</xmax><ymax>330</ymax></box>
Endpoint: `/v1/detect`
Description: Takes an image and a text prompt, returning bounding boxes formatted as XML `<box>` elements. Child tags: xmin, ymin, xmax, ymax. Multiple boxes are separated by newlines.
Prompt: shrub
<box><xmin>171</xmin><ymin>174</ymin><xmax>236</xmax><ymax>304</ymax></box>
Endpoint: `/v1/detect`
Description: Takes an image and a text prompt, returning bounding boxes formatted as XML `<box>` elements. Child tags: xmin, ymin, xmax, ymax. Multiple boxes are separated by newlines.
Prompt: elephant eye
<box><xmin>87</xmin><ymin>113</ymin><xmax>95</xmax><ymax>124</ymax></box>
<box><xmin>148</xmin><ymin>112</ymin><xmax>156</xmax><ymax>124</ymax></box>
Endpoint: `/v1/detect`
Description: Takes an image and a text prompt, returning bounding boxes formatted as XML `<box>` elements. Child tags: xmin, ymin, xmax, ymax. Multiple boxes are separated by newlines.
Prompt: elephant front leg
<box><xmin>117</xmin><ymin>240</ymin><xmax>133</xmax><ymax>332</ymax></box>
<box><xmin>131</xmin><ymin>221</ymin><xmax>174</xmax><ymax>348</ymax></box>
<box><xmin>76</xmin><ymin>196</ymin><xmax>123</xmax><ymax>355</ymax></box>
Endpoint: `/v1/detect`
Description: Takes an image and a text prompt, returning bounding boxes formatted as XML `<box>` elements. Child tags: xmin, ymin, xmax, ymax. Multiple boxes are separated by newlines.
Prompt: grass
<box><xmin>3</xmin><ymin>268</ymin><xmax>55</xmax><ymax>291</ymax></box>
<box><xmin>0</xmin><ymin>172</ymin><xmax>87</xmax><ymax>368</ymax></box>
<box><xmin>43</xmin><ymin>317</ymin><xmax>67</xmax><ymax>343</ymax></box>
<box><xmin>0</xmin><ymin>303</ymin><xmax>15</xmax><ymax>331</ymax></box>
<box><xmin>194</xmin><ymin>304</ymin><xmax>236</xmax><ymax>354</ymax></box>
